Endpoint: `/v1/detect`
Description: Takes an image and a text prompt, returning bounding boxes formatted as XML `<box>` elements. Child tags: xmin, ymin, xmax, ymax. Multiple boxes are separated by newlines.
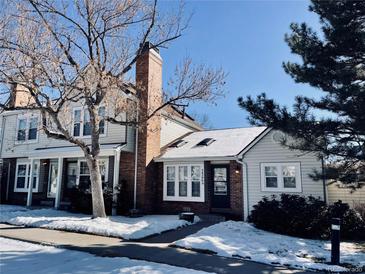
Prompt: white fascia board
<box><xmin>154</xmin><ymin>156</ymin><xmax>237</xmax><ymax>163</ymax></box>
<box><xmin>237</xmin><ymin>127</ymin><xmax>272</xmax><ymax>158</ymax></box>
<box><xmin>28</xmin><ymin>144</ymin><xmax>126</xmax><ymax>159</ymax></box>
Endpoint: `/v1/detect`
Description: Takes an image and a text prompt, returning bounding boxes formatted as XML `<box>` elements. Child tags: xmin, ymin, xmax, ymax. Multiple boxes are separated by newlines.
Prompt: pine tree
<box><xmin>238</xmin><ymin>0</ymin><xmax>365</xmax><ymax>186</ymax></box>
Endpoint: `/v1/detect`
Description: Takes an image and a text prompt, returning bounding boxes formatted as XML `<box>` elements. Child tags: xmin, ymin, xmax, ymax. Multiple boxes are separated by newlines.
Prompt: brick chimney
<box><xmin>135</xmin><ymin>42</ymin><xmax>163</xmax><ymax>212</ymax></box>
<box><xmin>8</xmin><ymin>83</ymin><xmax>35</xmax><ymax>108</ymax></box>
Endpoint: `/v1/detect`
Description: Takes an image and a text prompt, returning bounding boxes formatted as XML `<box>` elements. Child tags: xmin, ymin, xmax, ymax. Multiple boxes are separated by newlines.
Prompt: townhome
<box><xmin>0</xmin><ymin>46</ymin><xmax>201</xmax><ymax>214</ymax></box>
<box><xmin>0</xmin><ymin>46</ymin><xmax>330</xmax><ymax>220</ymax></box>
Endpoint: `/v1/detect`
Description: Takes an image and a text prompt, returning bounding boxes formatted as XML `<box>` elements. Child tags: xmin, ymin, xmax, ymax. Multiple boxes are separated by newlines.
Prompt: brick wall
<box><xmin>229</xmin><ymin>160</ymin><xmax>243</xmax><ymax>217</ymax></box>
<box><xmin>134</xmin><ymin>44</ymin><xmax>163</xmax><ymax>213</ymax></box>
<box><xmin>118</xmin><ymin>151</ymin><xmax>135</xmax><ymax>213</ymax></box>
<box><xmin>155</xmin><ymin>161</ymin><xmax>211</xmax><ymax>214</ymax></box>
<box><xmin>155</xmin><ymin>160</ymin><xmax>244</xmax><ymax>219</ymax></box>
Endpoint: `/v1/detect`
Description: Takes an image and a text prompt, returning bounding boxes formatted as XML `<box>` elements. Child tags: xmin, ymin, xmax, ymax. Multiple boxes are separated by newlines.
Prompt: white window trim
<box><xmin>76</xmin><ymin>158</ymin><xmax>109</xmax><ymax>186</ymax></box>
<box><xmin>72</xmin><ymin>106</ymin><xmax>107</xmax><ymax>138</ymax></box>
<box><xmin>47</xmin><ymin>159</ymin><xmax>59</xmax><ymax>198</ymax></box>
<box><xmin>163</xmin><ymin>163</ymin><xmax>205</xmax><ymax>202</ymax></box>
<box><xmin>15</xmin><ymin>114</ymin><xmax>39</xmax><ymax>144</ymax></box>
<box><xmin>260</xmin><ymin>162</ymin><xmax>302</xmax><ymax>192</ymax></box>
<box><xmin>14</xmin><ymin>159</ymin><xmax>40</xmax><ymax>193</ymax></box>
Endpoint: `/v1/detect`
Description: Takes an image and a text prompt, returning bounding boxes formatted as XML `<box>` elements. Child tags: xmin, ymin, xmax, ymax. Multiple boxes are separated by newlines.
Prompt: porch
<box><xmin>2</xmin><ymin>144</ymin><xmax>125</xmax><ymax>214</ymax></box>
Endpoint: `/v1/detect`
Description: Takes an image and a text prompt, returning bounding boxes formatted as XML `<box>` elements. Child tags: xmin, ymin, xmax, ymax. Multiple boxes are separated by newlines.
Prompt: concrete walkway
<box><xmin>0</xmin><ymin>223</ymin><xmax>316</xmax><ymax>274</ymax></box>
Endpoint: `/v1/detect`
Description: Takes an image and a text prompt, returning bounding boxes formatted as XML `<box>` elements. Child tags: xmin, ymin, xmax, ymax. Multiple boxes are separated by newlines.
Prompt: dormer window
<box><xmin>197</xmin><ymin>138</ymin><xmax>215</xmax><ymax>146</ymax></box>
<box><xmin>16</xmin><ymin>114</ymin><xmax>39</xmax><ymax>143</ymax></box>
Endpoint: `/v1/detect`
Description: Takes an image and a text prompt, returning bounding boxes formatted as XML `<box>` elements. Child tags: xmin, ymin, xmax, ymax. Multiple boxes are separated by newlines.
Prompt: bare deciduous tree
<box><xmin>0</xmin><ymin>0</ymin><xmax>226</xmax><ymax>218</ymax></box>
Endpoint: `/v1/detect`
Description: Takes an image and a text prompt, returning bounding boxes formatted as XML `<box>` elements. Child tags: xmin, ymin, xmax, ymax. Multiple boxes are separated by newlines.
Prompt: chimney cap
<box><xmin>140</xmin><ymin>41</ymin><xmax>160</xmax><ymax>54</ymax></box>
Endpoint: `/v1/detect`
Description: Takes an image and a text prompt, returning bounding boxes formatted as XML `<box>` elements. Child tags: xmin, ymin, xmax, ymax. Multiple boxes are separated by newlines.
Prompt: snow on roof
<box><xmin>157</xmin><ymin>126</ymin><xmax>268</xmax><ymax>160</ymax></box>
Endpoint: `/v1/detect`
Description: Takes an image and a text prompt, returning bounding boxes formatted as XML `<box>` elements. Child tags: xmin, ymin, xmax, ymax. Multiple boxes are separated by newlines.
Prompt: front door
<box><xmin>66</xmin><ymin>162</ymin><xmax>78</xmax><ymax>189</ymax></box>
<box><xmin>47</xmin><ymin>160</ymin><xmax>58</xmax><ymax>198</ymax></box>
<box><xmin>211</xmin><ymin>165</ymin><xmax>230</xmax><ymax>208</ymax></box>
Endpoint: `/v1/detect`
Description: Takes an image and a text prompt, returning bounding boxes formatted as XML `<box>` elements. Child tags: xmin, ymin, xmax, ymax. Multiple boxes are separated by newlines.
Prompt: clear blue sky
<box><xmin>159</xmin><ymin>0</ymin><xmax>321</xmax><ymax>129</ymax></box>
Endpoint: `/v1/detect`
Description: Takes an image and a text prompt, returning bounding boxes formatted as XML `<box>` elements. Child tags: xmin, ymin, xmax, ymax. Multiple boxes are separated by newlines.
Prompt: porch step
<box><xmin>59</xmin><ymin>201</ymin><xmax>71</xmax><ymax>211</ymax></box>
<box><xmin>210</xmin><ymin>208</ymin><xmax>233</xmax><ymax>214</ymax></box>
<box><xmin>197</xmin><ymin>214</ymin><xmax>225</xmax><ymax>222</ymax></box>
<box><xmin>39</xmin><ymin>200</ymin><xmax>54</xmax><ymax>207</ymax></box>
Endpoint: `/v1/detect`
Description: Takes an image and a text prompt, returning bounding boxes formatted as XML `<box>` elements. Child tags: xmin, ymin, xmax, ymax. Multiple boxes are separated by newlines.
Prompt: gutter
<box><xmin>236</xmin><ymin>157</ymin><xmax>249</xmax><ymax>221</ymax></box>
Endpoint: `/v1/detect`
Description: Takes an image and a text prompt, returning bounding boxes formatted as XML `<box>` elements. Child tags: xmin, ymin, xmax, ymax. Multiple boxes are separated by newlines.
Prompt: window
<box><xmin>163</xmin><ymin>163</ymin><xmax>204</xmax><ymax>202</ymax></box>
<box><xmin>260</xmin><ymin>162</ymin><xmax>302</xmax><ymax>192</ymax></box>
<box><xmin>83</xmin><ymin>109</ymin><xmax>91</xmax><ymax>136</ymax></box>
<box><xmin>264</xmin><ymin>166</ymin><xmax>278</xmax><ymax>188</ymax></box>
<box><xmin>28</xmin><ymin>117</ymin><xmax>38</xmax><ymax>140</ymax></box>
<box><xmin>166</xmin><ymin>166</ymin><xmax>175</xmax><ymax>196</ymax></box>
<box><xmin>16</xmin><ymin>115</ymin><xmax>38</xmax><ymax>142</ymax></box>
<box><xmin>17</xmin><ymin>119</ymin><xmax>27</xmax><ymax>141</ymax></box>
<box><xmin>76</xmin><ymin>159</ymin><xmax>108</xmax><ymax>191</ymax></box>
<box><xmin>191</xmin><ymin>166</ymin><xmax>201</xmax><ymax>197</ymax></box>
<box><xmin>72</xmin><ymin>106</ymin><xmax>106</xmax><ymax>137</ymax></box>
<box><xmin>79</xmin><ymin>161</ymin><xmax>91</xmax><ymax>189</ymax></box>
<box><xmin>196</xmin><ymin>138</ymin><xmax>215</xmax><ymax>146</ymax></box>
<box><xmin>179</xmin><ymin>166</ymin><xmax>188</xmax><ymax>197</ymax></box>
<box><xmin>14</xmin><ymin>160</ymin><xmax>40</xmax><ymax>192</ymax></box>
<box><xmin>98</xmin><ymin>106</ymin><xmax>105</xmax><ymax>135</ymax></box>
<box><xmin>169</xmin><ymin>139</ymin><xmax>187</xmax><ymax>148</ymax></box>
<box><xmin>213</xmin><ymin>167</ymin><xmax>228</xmax><ymax>195</ymax></box>
<box><xmin>73</xmin><ymin>109</ymin><xmax>81</xmax><ymax>136</ymax></box>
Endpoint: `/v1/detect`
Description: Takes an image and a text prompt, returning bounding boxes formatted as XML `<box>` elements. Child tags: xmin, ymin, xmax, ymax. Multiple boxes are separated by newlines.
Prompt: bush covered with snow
<box><xmin>248</xmin><ymin>194</ymin><xmax>365</xmax><ymax>240</ymax></box>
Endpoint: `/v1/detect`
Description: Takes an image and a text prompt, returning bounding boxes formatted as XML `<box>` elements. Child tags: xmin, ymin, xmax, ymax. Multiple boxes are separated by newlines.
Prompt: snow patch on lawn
<box><xmin>0</xmin><ymin>204</ymin><xmax>29</xmax><ymax>212</ymax></box>
<box><xmin>0</xmin><ymin>205</ymin><xmax>197</xmax><ymax>240</ymax></box>
<box><xmin>174</xmin><ymin>221</ymin><xmax>365</xmax><ymax>272</ymax></box>
<box><xmin>0</xmin><ymin>237</ymin><xmax>210</xmax><ymax>274</ymax></box>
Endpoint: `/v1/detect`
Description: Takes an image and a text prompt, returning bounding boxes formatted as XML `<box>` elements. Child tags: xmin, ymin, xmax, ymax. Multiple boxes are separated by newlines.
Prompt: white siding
<box><xmin>327</xmin><ymin>183</ymin><xmax>365</xmax><ymax>208</ymax></box>
<box><xmin>123</xmin><ymin>126</ymin><xmax>135</xmax><ymax>153</ymax></box>
<box><xmin>160</xmin><ymin>117</ymin><xmax>194</xmax><ymax>148</ymax></box>
<box><xmin>0</xmin><ymin>109</ymin><xmax>128</xmax><ymax>158</ymax></box>
<box><xmin>244</xmin><ymin>130</ymin><xmax>324</xmax><ymax>212</ymax></box>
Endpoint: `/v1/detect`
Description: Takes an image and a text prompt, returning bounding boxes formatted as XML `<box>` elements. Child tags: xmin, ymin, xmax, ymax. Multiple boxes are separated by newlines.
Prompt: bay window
<box><xmin>14</xmin><ymin>159</ymin><xmax>40</xmax><ymax>192</ymax></box>
<box><xmin>261</xmin><ymin>162</ymin><xmax>302</xmax><ymax>192</ymax></box>
<box><xmin>163</xmin><ymin>163</ymin><xmax>204</xmax><ymax>202</ymax></box>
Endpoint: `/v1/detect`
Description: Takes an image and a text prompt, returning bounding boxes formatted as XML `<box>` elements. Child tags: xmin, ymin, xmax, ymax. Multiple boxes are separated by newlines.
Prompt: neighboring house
<box><xmin>155</xmin><ymin>127</ymin><xmax>325</xmax><ymax>220</ymax></box>
<box><xmin>1</xmin><ymin>45</ymin><xmax>342</xmax><ymax>220</ymax></box>
<box><xmin>327</xmin><ymin>182</ymin><xmax>365</xmax><ymax>208</ymax></box>
<box><xmin>0</xmin><ymin>46</ymin><xmax>201</xmax><ymax>211</ymax></box>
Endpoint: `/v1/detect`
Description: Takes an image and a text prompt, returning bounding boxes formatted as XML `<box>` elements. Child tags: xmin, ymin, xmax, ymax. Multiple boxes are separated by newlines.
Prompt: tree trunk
<box><xmin>86</xmin><ymin>157</ymin><xmax>106</xmax><ymax>218</ymax></box>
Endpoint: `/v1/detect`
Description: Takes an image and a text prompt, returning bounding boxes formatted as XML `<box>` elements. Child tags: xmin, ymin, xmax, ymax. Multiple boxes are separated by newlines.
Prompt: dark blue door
<box><xmin>211</xmin><ymin>165</ymin><xmax>230</xmax><ymax>208</ymax></box>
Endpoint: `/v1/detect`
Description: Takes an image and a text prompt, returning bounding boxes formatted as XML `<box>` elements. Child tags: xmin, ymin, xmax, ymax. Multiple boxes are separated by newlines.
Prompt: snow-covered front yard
<box><xmin>0</xmin><ymin>237</ymin><xmax>210</xmax><ymax>274</ymax></box>
<box><xmin>0</xmin><ymin>205</ymin><xmax>197</xmax><ymax>240</ymax></box>
<box><xmin>174</xmin><ymin>221</ymin><xmax>365</xmax><ymax>272</ymax></box>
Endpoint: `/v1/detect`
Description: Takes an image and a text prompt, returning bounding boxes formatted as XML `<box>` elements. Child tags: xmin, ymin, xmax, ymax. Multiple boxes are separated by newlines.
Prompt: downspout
<box><xmin>112</xmin><ymin>144</ymin><xmax>125</xmax><ymax>216</ymax></box>
<box><xmin>236</xmin><ymin>157</ymin><xmax>249</xmax><ymax>221</ymax></box>
<box><xmin>133</xmin><ymin>103</ymin><xmax>139</xmax><ymax>210</ymax></box>
<box><xmin>6</xmin><ymin>161</ymin><xmax>10</xmax><ymax>201</ymax></box>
